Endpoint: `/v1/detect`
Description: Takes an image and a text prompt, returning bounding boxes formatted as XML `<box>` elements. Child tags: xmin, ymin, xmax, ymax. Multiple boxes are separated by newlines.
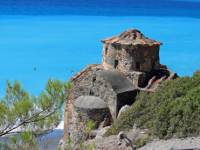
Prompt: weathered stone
<box><xmin>73</xmin><ymin>66</ymin><xmax>138</xmax><ymax>120</ymax></box>
<box><xmin>102</xmin><ymin>29</ymin><xmax>161</xmax><ymax>73</ymax></box>
<box><xmin>117</xmin><ymin>131</ymin><xmax>136</xmax><ymax>150</ymax></box>
<box><xmin>88</xmin><ymin>127</ymin><xmax>149</xmax><ymax>150</ymax></box>
<box><xmin>124</xmin><ymin>71</ymin><xmax>147</xmax><ymax>87</ymax></box>
<box><xmin>74</xmin><ymin>96</ymin><xmax>110</xmax><ymax>129</ymax></box>
<box><xmin>117</xmin><ymin>105</ymin><xmax>130</xmax><ymax>118</ymax></box>
<box><xmin>95</xmin><ymin>126</ymin><xmax>111</xmax><ymax>140</ymax></box>
<box><xmin>63</xmin><ymin>29</ymin><xmax>177</xmax><ymax>146</ymax></box>
<box><xmin>74</xmin><ymin>96</ymin><xmax>107</xmax><ymax>110</ymax></box>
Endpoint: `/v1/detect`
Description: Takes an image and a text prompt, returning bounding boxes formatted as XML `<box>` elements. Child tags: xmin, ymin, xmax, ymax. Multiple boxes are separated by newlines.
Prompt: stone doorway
<box><xmin>114</xmin><ymin>60</ymin><xmax>119</xmax><ymax>68</ymax></box>
<box><xmin>116</xmin><ymin>90</ymin><xmax>138</xmax><ymax>117</ymax></box>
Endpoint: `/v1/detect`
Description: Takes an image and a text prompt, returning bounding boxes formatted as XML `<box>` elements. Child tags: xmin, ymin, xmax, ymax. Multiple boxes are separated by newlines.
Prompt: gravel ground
<box><xmin>139</xmin><ymin>137</ymin><xmax>200</xmax><ymax>150</ymax></box>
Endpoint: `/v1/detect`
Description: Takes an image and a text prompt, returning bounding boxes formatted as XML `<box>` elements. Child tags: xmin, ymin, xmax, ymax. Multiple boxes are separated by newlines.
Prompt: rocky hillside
<box><xmin>101</xmin><ymin>71</ymin><xmax>200</xmax><ymax>149</ymax></box>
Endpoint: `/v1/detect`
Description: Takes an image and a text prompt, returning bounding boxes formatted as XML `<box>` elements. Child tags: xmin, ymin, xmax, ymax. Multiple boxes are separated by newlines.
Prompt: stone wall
<box><xmin>90</xmin><ymin>74</ymin><xmax>118</xmax><ymax>119</ymax></box>
<box><xmin>74</xmin><ymin>107</ymin><xmax>110</xmax><ymax>129</ymax></box>
<box><xmin>70</xmin><ymin>65</ymin><xmax>117</xmax><ymax>120</ymax></box>
<box><xmin>64</xmin><ymin>65</ymin><xmax>117</xmax><ymax>146</ymax></box>
<box><xmin>102</xmin><ymin>43</ymin><xmax>160</xmax><ymax>73</ymax></box>
<box><xmin>102</xmin><ymin>44</ymin><xmax>117</xmax><ymax>70</ymax></box>
<box><xmin>63</xmin><ymin>29</ymin><xmax>178</xmax><ymax>148</ymax></box>
<box><xmin>124</xmin><ymin>71</ymin><xmax>147</xmax><ymax>87</ymax></box>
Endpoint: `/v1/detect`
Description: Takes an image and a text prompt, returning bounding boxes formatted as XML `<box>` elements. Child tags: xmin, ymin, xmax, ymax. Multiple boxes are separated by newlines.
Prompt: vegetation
<box><xmin>65</xmin><ymin>120</ymin><xmax>96</xmax><ymax>150</ymax></box>
<box><xmin>134</xmin><ymin>136</ymin><xmax>149</xmax><ymax>148</ymax></box>
<box><xmin>0</xmin><ymin>131</ymin><xmax>38</xmax><ymax>150</ymax></box>
<box><xmin>0</xmin><ymin>79</ymin><xmax>71</xmax><ymax>137</ymax></box>
<box><xmin>85</xmin><ymin>120</ymin><xmax>95</xmax><ymax>137</ymax></box>
<box><xmin>107</xmin><ymin>71</ymin><xmax>200</xmax><ymax>139</ymax></box>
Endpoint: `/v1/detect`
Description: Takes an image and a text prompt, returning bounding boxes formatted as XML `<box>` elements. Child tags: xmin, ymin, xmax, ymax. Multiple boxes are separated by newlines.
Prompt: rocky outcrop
<box><xmin>86</xmin><ymin>126</ymin><xmax>149</xmax><ymax>150</ymax></box>
<box><xmin>117</xmin><ymin>105</ymin><xmax>130</xmax><ymax>118</ymax></box>
<box><xmin>139</xmin><ymin>137</ymin><xmax>200</xmax><ymax>150</ymax></box>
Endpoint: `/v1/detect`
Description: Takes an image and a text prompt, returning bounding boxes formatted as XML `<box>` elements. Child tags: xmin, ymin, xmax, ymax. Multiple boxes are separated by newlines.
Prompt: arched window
<box><xmin>136</xmin><ymin>62</ymin><xmax>140</xmax><ymax>70</ymax></box>
<box><xmin>105</xmin><ymin>47</ymin><xmax>108</xmax><ymax>55</ymax></box>
<box><xmin>114</xmin><ymin>60</ymin><xmax>119</xmax><ymax>68</ymax></box>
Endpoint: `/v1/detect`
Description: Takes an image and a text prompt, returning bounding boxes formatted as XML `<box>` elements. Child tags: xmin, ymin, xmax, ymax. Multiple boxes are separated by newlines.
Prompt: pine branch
<box><xmin>0</xmin><ymin>107</ymin><xmax>57</xmax><ymax>137</ymax></box>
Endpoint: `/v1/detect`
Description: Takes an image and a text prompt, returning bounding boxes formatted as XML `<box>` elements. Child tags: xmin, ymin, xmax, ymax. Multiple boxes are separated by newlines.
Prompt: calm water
<box><xmin>0</xmin><ymin>15</ymin><xmax>200</xmax><ymax>96</ymax></box>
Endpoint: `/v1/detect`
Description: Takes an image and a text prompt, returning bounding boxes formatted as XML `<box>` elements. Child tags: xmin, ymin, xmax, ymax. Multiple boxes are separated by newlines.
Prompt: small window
<box><xmin>136</xmin><ymin>62</ymin><xmax>140</xmax><ymax>70</ymax></box>
<box><xmin>114</xmin><ymin>60</ymin><xmax>119</xmax><ymax>68</ymax></box>
<box><xmin>92</xmin><ymin>76</ymin><xmax>96</xmax><ymax>82</ymax></box>
<box><xmin>89</xmin><ymin>90</ymin><xmax>94</xmax><ymax>95</ymax></box>
<box><xmin>105</xmin><ymin>47</ymin><xmax>108</xmax><ymax>55</ymax></box>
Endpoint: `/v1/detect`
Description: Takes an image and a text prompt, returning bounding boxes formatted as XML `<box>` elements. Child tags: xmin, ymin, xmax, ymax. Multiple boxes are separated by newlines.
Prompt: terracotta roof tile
<box><xmin>102</xmin><ymin>29</ymin><xmax>162</xmax><ymax>46</ymax></box>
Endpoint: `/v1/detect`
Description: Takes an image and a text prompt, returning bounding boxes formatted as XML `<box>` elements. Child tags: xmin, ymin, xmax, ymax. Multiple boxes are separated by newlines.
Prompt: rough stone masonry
<box><xmin>63</xmin><ymin>29</ymin><xmax>177</xmax><ymax>147</ymax></box>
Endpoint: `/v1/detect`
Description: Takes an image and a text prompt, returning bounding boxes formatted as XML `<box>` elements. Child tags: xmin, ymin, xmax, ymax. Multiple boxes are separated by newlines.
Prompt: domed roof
<box><xmin>74</xmin><ymin>96</ymin><xmax>107</xmax><ymax>110</ymax></box>
<box><xmin>98</xmin><ymin>70</ymin><xmax>137</xmax><ymax>94</ymax></box>
<box><xmin>102</xmin><ymin>29</ymin><xmax>161</xmax><ymax>46</ymax></box>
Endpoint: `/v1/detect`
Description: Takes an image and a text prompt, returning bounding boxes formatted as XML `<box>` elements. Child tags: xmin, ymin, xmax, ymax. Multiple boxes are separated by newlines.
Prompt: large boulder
<box><xmin>117</xmin><ymin>105</ymin><xmax>130</xmax><ymax>118</ymax></box>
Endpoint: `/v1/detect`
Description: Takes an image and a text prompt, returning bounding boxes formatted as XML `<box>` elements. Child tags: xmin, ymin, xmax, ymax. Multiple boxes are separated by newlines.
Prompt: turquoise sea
<box><xmin>0</xmin><ymin>0</ymin><xmax>200</xmax><ymax>148</ymax></box>
<box><xmin>0</xmin><ymin>15</ymin><xmax>200</xmax><ymax>96</ymax></box>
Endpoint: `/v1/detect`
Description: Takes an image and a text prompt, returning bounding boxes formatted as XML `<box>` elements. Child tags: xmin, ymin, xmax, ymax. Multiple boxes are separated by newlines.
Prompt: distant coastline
<box><xmin>0</xmin><ymin>122</ymin><xmax>64</xmax><ymax>150</ymax></box>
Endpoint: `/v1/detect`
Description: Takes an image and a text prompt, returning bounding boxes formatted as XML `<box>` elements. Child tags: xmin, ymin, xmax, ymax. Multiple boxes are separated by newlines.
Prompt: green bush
<box><xmin>107</xmin><ymin>71</ymin><xmax>200</xmax><ymax>139</ymax></box>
